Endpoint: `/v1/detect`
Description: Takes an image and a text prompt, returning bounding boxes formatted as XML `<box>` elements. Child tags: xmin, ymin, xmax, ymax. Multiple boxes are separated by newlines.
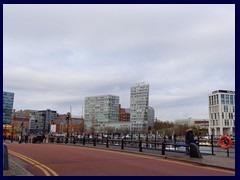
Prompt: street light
<box><xmin>19</xmin><ymin>121</ymin><xmax>24</xmax><ymax>144</ymax></box>
<box><xmin>11</xmin><ymin>124</ymin><xmax>14</xmax><ymax>143</ymax></box>
<box><xmin>65</xmin><ymin>112</ymin><xmax>71</xmax><ymax>144</ymax></box>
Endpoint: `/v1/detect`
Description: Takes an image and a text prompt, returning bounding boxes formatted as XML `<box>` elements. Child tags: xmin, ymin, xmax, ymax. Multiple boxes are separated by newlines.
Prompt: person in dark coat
<box><xmin>185</xmin><ymin>128</ymin><xmax>195</xmax><ymax>144</ymax></box>
<box><xmin>185</xmin><ymin>128</ymin><xmax>195</xmax><ymax>152</ymax></box>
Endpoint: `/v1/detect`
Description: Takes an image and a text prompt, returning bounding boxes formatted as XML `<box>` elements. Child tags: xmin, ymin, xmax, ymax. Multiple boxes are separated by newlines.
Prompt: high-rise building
<box><xmin>148</xmin><ymin>106</ymin><xmax>155</xmax><ymax>129</ymax></box>
<box><xmin>34</xmin><ymin>109</ymin><xmax>58</xmax><ymax>133</ymax></box>
<box><xmin>130</xmin><ymin>83</ymin><xmax>149</xmax><ymax>133</ymax></box>
<box><xmin>84</xmin><ymin>95</ymin><xmax>120</xmax><ymax>131</ymax></box>
<box><xmin>3</xmin><ymin>91</ymin><xmax>14</xmax><ymax>124</ymax></box>
<box><xmin>208</xmin><ymin>90</ymin><xmax>235</xmax><ymax>136</ymax></box>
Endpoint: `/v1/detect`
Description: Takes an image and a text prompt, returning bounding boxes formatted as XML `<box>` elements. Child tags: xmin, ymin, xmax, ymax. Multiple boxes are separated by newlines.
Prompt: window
<box><xmin>221</xmin><ymin>94</ymin><xmax>225</xmax><ymax>104</ymax></box>
<box><xmin>224</xmin><ymin>120</ymin><xmax>229</xmax><ymax>126</ymax></box>
<box><xmin>224</xmin><ymin>105</ymin><xmax>228</xmax><ymax>112</ymax></box>
<box><xmin>226</xmin><ymin>95</ymin><xmax>229</xmax><ymax>104</ymax></box>
<box><xmin>230</xmin><ymin>95</ymin><xmax>234</xmax><ymax>105</ymax></box>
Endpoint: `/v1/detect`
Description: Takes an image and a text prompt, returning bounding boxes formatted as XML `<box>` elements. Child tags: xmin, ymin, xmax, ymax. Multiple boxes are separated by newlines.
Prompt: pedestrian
<box><xmin>185</xmin><ymin>128</ymin><xmax>195</xmax><ymax>152</ymax></box>
<box><xmin>3</xmin><ymin>135</ymin><xmax>7</xmax><ymax>142</ymax></box>
<box><xmin>25</xmin><ymin>135</ymin><xmax>29</xmax><ymax>143</ymax></box>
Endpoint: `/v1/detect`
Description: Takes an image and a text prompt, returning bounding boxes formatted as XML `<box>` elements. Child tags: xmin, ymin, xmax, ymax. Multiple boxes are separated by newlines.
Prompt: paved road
<box><xmin>7</xmin><ymin>143</ymin><xmax>234</xmax><ymax>176</ymax></box>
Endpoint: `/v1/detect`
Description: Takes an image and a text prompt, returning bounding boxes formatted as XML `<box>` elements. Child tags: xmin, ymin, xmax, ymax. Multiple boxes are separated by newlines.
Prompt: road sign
<box><xmin>50</xmin><ymin>124</ymin><xmax>56</xmax><ymax>133</ymax></box>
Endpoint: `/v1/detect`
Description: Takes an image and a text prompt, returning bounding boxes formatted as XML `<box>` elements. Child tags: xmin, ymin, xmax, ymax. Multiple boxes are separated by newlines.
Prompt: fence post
<box><xmin>139</xmin><ymin>140</ymin><xmax>142</xmax><ymax>152</ymax></box>
<box><xmin>146</xmin><ymin>133</ymin><xmax>148</xmax><ymax>148</ymax></box>
<box><xmin>155</xmin><ymin>133</ymin><xmax>157</xmax><ymax>149</ymax></box>
<box><xmin>211</xmin><ymin>134</ymin><xmax>214</xmax><ymax>155</ymax></box>
<box><xmin>106</xmin><ymin>137</ymin><xmax>109</xmax><ymax>148</ymax></box>
<box><xmin>83</xmin><ymin>136</ymin><xmax>85</xmax><ymax>145</ymax></box>
<box><xmin>162</xmin><ymin>142</ymin><xmax>166</xmax><ymax>155</ymax></box>
<box><xmin>121</xmin><ymin>138</ymin><xmax>124</xmax><ymax>150</ymax></box>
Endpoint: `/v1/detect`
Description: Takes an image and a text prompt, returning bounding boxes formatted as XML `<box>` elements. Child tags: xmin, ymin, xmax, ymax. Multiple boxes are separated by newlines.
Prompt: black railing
<box><xmin>26</xmin><ymin>133</ymin><xmax>234</xmax><ymax>157</ymax></box>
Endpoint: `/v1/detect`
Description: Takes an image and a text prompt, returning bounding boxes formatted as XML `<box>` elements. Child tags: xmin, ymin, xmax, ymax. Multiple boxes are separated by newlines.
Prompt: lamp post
<box><xmin>65</xmin><ymin>112</ymin><xmax>70</xmax><ymax>144</ymax></box>
<box><xmin>11</xmin><ymin>124</ymin><xmax>14</xmax><ymax>143</ymax></box>
<box><xmin>19</xmin><ymin>121</ymin><xmax>24</xmax><ymax>144</ymax></box>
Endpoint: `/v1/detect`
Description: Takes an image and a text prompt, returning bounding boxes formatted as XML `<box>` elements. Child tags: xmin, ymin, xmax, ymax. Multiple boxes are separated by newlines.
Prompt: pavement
<box><xmin>3</xmin><ymin>142</ymin><xmax>235</xmax><ymax>176</ymax></box>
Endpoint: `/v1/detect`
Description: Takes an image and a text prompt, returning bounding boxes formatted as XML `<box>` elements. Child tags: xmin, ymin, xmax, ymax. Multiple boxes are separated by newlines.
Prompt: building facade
<box><xmin>3</xmin><ymin>91</ymin><xmax>14</xmax><ymax>124</ymax></box>
<box><xmin>84</xmin><ymin>95</ymin><xmax>120</xmax><ymax>131</ymax></box>
<box><xmin>148</xmin><ymin>106</ymin><xmax>155</xmax><ymax>129</ymax></box>
<box><xmin>119</xmin><ymin>105</ymin><xmax>130</xmax><ymax>122</ymax></box>
<box><xmin>28</xmin><ymin>109</ymin><xmax>58</xmax><ymax>133</ymax></box>
<box><xmin>130</xmin><ymin>83</ymin><xmax>149</xmax><ymax>133</ymax></box>
<box><xmin>208</xmin><ymin>90</ymin><xmax>235</xmax><ymax>136</ymax></box>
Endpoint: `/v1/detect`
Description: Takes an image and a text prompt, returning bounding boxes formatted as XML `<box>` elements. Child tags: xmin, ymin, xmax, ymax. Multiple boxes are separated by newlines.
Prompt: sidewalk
<box><xmin>4</xmin><ymin>144</ymin><xmax>235</xmax><ymax>176</ymax></box>
<box><xmin>3</xmin><ymin>155</ymin><xmax>33</xmax><ymax>176</ymax></box>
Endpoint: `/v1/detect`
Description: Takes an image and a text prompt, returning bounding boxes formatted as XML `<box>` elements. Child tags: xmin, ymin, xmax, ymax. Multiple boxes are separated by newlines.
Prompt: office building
<box><xmin>32</xmin><ymin>109</ymin><xmax>58</xmax><ymax>133</ymax></box>
<box><xmin>3</xmin><ymin>91</ymin><xmax>14</xmax><ymax>124</ymax></box>
<box><xmin>148</xmin><ymin>106</ymin><xmax>155</xmax><ymax>129</ymax></box>
<box><xmin>208</xmin><ymin>90</ymin><xmax>235</xmax><ymax>136</ymax></box>
<box><xmin>84</xmin><ymin>95</ymin><xmax>120</xmax><ymax>131</ymax></box>
<box><xmin>130</xmin><ymin>83</ymin><xmax>149</xmax><ymax>133</ymax></box>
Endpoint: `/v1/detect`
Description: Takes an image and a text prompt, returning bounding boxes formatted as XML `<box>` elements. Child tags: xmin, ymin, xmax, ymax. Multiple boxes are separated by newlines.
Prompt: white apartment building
<box><xmin>130</xmin><ymin>83</ymin><xmax>149</xmax><ymax>133</ymax></box>
<box><xmin>208</xmin><ymin>90</ymin><xmax>235</xmax><ymax>136</ymax></box>
<box><xmin>84</xmin><ymin>95</ymin><xmax>120</xmax><ymax>131</ymax></box>
<box><xmin>148</xmin><ymin>106</ymin><xmax>155</xmax><ymax>129</ymax></box>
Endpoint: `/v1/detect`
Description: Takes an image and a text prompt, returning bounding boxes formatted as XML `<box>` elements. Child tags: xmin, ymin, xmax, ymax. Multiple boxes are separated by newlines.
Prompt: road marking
<box><xmin>9</xmin><ymin>150</ymin><xmax>59</xmax><ymax>176</ymax></box>
<box><xmin>66</xmin><ymin>145</ymin><xmax>235</xmax><ymax>175</ymax></box>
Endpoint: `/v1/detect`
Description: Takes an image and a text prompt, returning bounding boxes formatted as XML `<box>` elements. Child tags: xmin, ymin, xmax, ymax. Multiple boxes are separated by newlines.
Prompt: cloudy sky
<box><xmin>3</xmin><ymin>4</ymin><xmax>235</xmax><ymax>121</ymax></box>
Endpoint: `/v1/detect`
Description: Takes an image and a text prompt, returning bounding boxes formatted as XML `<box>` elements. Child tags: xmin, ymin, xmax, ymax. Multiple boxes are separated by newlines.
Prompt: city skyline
<box><xmin>3</xmin><ymin>4</ymin><xmax>235</xmax><ymax>121</ymax></box>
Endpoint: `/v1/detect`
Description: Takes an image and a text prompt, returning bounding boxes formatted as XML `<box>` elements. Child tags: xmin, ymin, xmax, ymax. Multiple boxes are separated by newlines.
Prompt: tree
<box><xmin>104</xmin><ymin>127</ymin><xmax>115</xmax><ymax>134</ymax></box>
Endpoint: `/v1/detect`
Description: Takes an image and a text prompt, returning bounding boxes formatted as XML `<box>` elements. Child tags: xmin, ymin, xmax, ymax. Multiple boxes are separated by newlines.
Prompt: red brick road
<box><xmin>7</xmin><ymin>143</ymin><xmax>234</xmax><ymax>176</ymax></box>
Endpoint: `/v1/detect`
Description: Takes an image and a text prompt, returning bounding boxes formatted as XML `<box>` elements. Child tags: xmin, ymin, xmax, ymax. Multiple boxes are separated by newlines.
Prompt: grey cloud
<box><xmin>3</xmin><ymin>4</ymin><xmax>235</xmax><ymax>120</ymax></box>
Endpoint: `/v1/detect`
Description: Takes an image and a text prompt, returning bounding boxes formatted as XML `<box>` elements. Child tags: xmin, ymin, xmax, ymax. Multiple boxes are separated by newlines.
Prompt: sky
<box><xmin>3</xmin><ymin>4</ymin><xmax>235</xmax><ymax>121</ymax></box>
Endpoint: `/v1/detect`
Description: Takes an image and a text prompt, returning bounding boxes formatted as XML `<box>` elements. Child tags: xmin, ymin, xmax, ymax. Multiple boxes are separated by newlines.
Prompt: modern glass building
<box><xmin>3</xmin><ymin>91</ymin><xmax>14</xmax><ymax>124</ymax></box>
<box><xmin>130</xmin><ymin>83</ymin><xmax>149</xmax><ymax>133</ymax></box>
<box><xmin>84</xmin><ymin>95</ymin><xmax>120</xmax><ymax>131</ymax></box>
<box><xmin>208</xmin><ymin>90</ymin><xmax>235</xmax><ymax>136</ymax></box>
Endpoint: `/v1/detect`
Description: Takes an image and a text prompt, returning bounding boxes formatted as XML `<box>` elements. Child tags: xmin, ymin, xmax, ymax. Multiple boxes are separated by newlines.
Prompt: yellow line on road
<box><xmin>9</xmin><ymin>150</ymin><xmax>58</xmax><ymax>176</ymax></box>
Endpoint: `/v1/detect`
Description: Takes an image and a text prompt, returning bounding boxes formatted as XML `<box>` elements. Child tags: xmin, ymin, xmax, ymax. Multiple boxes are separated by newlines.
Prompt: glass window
<box><xmin>221</xmin><ymin>94</ymin><xmax>225</xmax><ymax>104</ymax></box>
<box><xmin>226</xmin><ymin>95</ymin><xmax>229</xmax><ymax>104</ymax></box>
<box><xmin>224</xmin><ymin>105</ymin><xmax>228</xmax><ymax>112</ymax></box>
<box><xmin>230</xmin><ymin>95</ymin><xmax>234</xmax><ymax>105</ymax></box>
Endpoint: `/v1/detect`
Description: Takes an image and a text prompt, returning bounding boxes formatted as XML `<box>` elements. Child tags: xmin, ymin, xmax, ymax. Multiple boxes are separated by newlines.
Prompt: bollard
<box><xmin>93</xmin><ymin>137</ymin><xmax>96</xmax><ymax>146</ymax></box>
<box><xmin>162</xmin><ymin>142</ymin><xmax>165</xmax><ymax>155</ymax></box>
<box><xmin>139</xmin><ymin>140</ymin><xmax>142</xmax><ymax>152</ymax></box>
<box><xmin>3</xmin><ymin>144</ymin><xmax>9</xmax><ymax>170</ymax></box>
